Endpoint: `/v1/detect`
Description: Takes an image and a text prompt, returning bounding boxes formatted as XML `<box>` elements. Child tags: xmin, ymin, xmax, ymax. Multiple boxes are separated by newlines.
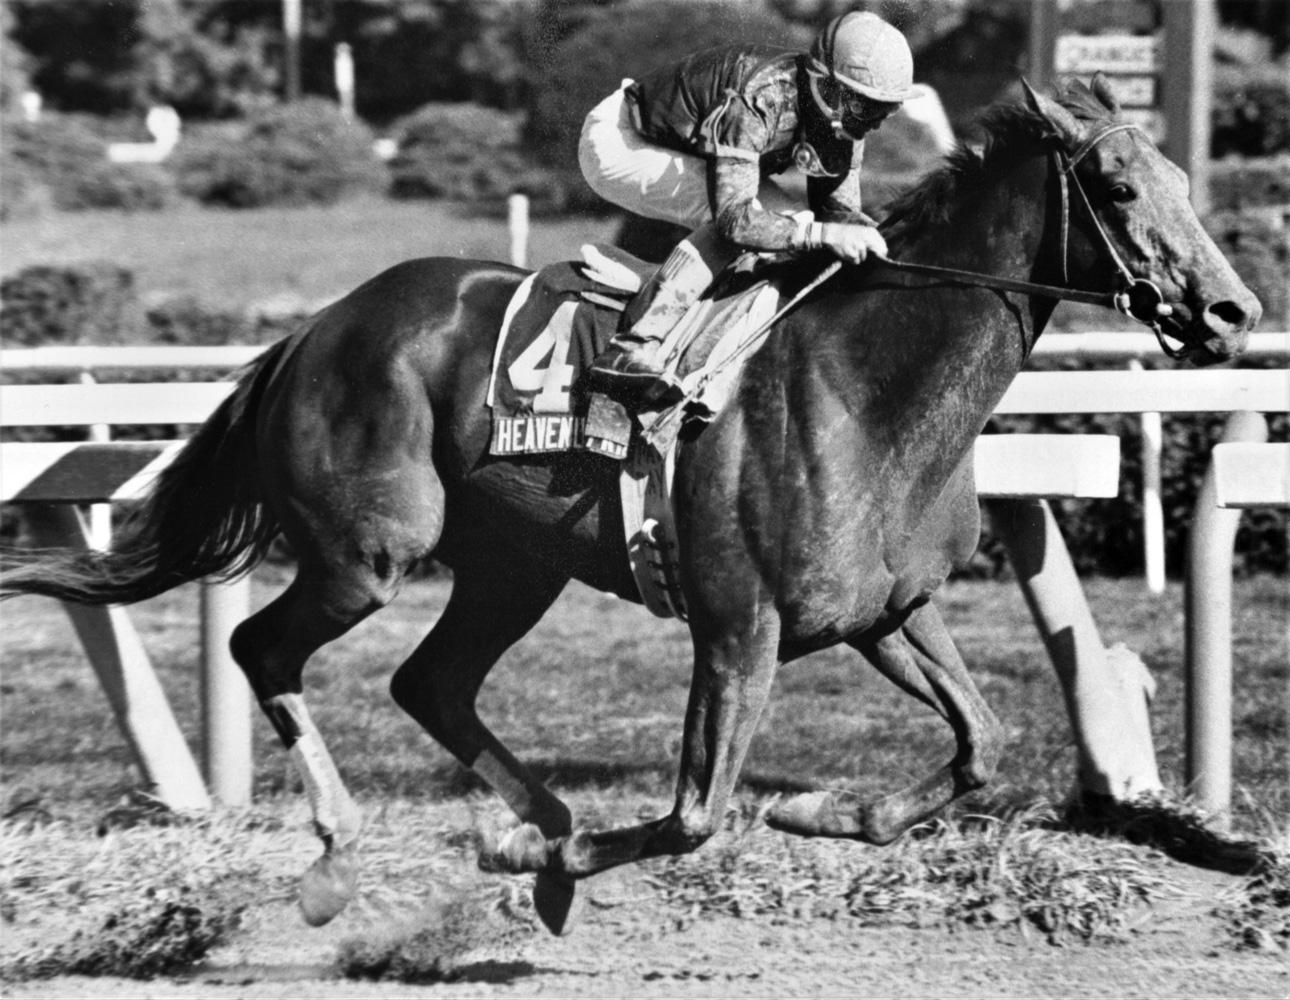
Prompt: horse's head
<box><xmin>1022</xmin><ymin>75</ymin><xmax>1260</xmax><ymax>365</ymax></box>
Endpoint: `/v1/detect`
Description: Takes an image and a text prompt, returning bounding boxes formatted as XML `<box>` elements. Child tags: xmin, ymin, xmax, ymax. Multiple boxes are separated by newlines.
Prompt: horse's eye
<box><xmin>1109</xmin><ymin>183</ymin><xmax>1136</xmax><ymax>203</ymax></box>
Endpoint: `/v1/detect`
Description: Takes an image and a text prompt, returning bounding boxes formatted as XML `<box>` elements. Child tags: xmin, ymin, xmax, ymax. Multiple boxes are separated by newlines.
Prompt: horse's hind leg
<box><xmin>768</xmin><ymin>601</ymin><xmax>1002</xmax><ymax>844</ymax></box>
<box><xmin>230</xmin><ymin>560</ymin><xmax>402</xmax><ymax>925</ymax></box>
<box><xmin>386</xmin><ymin>550</ymin><xmax>576</xmax><ymax>931</ymax></box>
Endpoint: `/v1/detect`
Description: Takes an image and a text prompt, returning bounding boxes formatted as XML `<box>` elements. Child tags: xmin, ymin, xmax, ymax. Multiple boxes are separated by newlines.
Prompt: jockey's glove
<box><xmin>818</xmin><ymin>223</ymin><xmax>888</xmax><ymax>264</ymax></box>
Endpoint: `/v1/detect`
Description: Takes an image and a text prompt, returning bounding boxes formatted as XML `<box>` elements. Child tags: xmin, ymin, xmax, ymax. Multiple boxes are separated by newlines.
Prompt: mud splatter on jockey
<box><xmin>578</xmin><ymin>10</ymin><xmax>917</xmax><ymax>403</ymax></box>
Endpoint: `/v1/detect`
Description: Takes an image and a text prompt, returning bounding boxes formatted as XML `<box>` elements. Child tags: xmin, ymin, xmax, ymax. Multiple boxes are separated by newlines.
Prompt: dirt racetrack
<box><xmin>3</xmin><ymin>796</ymin><xmax>1285</xmax><ymax>1000</ymax></box>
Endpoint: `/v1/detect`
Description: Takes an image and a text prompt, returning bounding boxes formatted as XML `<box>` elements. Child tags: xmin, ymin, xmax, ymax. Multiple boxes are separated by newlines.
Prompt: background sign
<box><xmin>1055</xmin><ymin>31</ymin><xmax>1163</xmax><ymax>142</ymax></box>
<box><xmin>1055</xmin><ymin>34</ymin><xmax>1159</xmax><ymax>75</ymax></box>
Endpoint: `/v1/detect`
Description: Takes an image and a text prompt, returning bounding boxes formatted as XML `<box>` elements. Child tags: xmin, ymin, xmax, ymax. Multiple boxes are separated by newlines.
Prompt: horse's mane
<box><xmin>880</xmin><ymin>81</ymin><xmax>1116</xmax><ymax>250</ymax></box>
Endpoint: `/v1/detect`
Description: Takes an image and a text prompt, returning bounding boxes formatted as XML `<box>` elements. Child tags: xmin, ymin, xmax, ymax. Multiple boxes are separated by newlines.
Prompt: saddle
<box><xmin>486</xmin><ymin>244</ymin><xmax>791</xmax><ymax>619</ymax></box>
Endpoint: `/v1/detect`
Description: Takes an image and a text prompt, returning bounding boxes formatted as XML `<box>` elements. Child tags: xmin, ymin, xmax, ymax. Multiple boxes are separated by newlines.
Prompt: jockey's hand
<box><xmin>820</xmin><ymin>223</ymin><xmax>888</xmax><ymax>264</ymax></box>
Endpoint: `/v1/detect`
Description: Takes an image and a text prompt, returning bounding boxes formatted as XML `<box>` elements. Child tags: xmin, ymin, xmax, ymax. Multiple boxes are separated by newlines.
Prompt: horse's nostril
<box><xmin>1203</xmin><ymin>300</ymin><xmax>1250</xmax><ymax>333</ymax></box>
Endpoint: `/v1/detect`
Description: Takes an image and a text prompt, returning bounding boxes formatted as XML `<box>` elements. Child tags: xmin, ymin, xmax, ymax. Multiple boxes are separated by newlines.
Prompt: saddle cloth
<box><xmin>486</xmin><ymin>243</ymin><xmax>786</xmax><ymax>619</ymax></box>
<box><xmin>485</xmin><ymin>246</ymin><xmax>649</xmax><ymax>460</ymax></box>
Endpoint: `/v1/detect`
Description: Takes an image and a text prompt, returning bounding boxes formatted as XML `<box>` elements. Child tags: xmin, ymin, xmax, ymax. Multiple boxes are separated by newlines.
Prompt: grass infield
<box><xmin>2</xmin><ymin>568</ymin><xmax>1284</xmax><ymax>830</ymax></box>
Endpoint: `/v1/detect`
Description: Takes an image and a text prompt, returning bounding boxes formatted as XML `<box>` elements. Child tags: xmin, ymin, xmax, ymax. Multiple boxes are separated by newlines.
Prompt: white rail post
<box><xmin>1128</xmin><ymin>360</ymin><xmax>1166</xmax><ymax>593</ymax></box>
<box><xmin>1184</xmin><ymin>410</ymin><xmax>1268</xmax><ymax>829</ymax></box>
<box><xmin>201</xmin><ymin>577</ymin><xmax>253</xmax><ymax>806</ymax></box>
<box><xmin>991</xmin><ymin>497</ymin><xmax>1162</xmax><ymax>799</ymax></box>
<box><xmin>334</xmin><ymin>42</ymin><xmax>355</xmax><ymax>121</ymax></box>
<box><xmin>79</xmin><ymin>370</ymin><xmax>114</xmax><ymax>551</ymax></box>
<box><xmin>508</xmin><ymin>192</ymin><xmax>530</xmax><ymax>268</ymax></box>
<box><xmin>22</xmin><ymin>504</ymin><xmax>211</xmax><ymax>810</ymax></box>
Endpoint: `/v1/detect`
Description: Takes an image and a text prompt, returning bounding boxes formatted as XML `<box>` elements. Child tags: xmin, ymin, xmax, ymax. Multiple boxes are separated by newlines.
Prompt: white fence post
<box><xmin>991</xmin><ymin>497</ymin><xmax>1162</xmax><ymax>799</ymax></box>
<box><xmin>508</xmin><ymin>192</ymin><xmax>530</xmax><ymax>268</ymax></box>
<box><xmin>335</xmin><ymin>42</ymin><xmax>355</xmax><ymax>121</ymax></box>
<box><xmin>201</xmin><ymin>577</ymin><xmax>253</xmax><ymax>806</ymax></box>
<box><xmin>1184</xmin><ymin>410</ymin><xmax>1268</xmax><ymax>829</ymax></box>
<box><xmin>79</xmin><ymin>370</ymin><xmax>114</xmax><ymax>551</ymax></box>
<box><xmin>1128</xmin><ymin>360</ymin><xmax>1166</xmax><ymax>593</ymax></box>
<box><xmin>22</xmin><ymin>504</ymin><xmax>211</xmax><ymax>810</ymax></box>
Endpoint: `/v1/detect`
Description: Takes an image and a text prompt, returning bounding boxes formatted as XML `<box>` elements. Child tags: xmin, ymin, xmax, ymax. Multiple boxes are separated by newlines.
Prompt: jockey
<box><xmin>578</xmin><ymin>10</ymin><xmax>914</xmax><ymax>401</ymax></box>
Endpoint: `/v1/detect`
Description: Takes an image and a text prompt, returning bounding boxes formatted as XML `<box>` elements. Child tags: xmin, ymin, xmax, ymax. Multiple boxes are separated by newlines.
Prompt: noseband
<box><xmin>874</xmin><ymin>120</ymin><xmax>1183</xmax><ymax>357</ymax></box>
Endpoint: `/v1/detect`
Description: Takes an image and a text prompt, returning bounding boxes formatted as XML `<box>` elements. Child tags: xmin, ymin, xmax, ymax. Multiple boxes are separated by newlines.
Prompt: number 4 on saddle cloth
<box><xmin>485</xmin><ymin>243</ymin><xmax>787</xmax><ymax>618</ymax></box>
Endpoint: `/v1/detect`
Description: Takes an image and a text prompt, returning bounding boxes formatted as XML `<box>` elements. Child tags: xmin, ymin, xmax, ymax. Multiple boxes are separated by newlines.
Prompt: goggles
<box><xmin>839</xmin><ymin>91</ymin><xmax>899</xmax><ymax>127</ymax></box>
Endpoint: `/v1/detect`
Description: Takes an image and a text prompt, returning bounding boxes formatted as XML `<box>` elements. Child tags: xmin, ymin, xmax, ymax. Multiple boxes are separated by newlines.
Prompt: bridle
<box><xmin>871</xmin><ymin>120</ymin><xmax>1186</xmax><ymax>358</ymax></box>
<box><xmin>641</xmin><ymin>118</ymin><xmax>1187</xmax><ymax>440</ymax></box>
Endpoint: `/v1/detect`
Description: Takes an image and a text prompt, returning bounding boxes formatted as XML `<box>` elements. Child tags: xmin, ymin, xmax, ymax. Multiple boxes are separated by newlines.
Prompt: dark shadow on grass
<box><xmin>448</xmin><ymin>960</ymin><xmax>576</xmax><ymax>984</ymax></box>
<box><xmin>1060</xmin><ymin>792</ymin><xmax>1269</xmax><ymax>876</ymax></box>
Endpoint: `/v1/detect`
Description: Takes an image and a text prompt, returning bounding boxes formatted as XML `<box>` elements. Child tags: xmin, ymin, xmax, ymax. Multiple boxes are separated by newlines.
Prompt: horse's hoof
<box><xmin>479</xmin><ymin>822</ymin><xmax>550</xmax><ymax>874</ymax></box>
<box><xmin>765</xmin><ymin>791</ymin><xmax>854</xmax><ymax>838</ymax></box>
<box><xmin>299</xmin><ymin>848</ymin><xmax>359</xmax><ymax>927</ymax></box>
<box><xmin>533</xmin><ymin>870</ymin><xmax>583</xmax><ymax>936</ymax></box>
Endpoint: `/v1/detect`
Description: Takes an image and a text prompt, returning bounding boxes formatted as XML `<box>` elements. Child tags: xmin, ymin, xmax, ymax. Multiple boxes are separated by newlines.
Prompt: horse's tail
<box><xmin>0</xmin><ymin>338</ymin><xmax>292</xmax><ymax>606</ymax></box>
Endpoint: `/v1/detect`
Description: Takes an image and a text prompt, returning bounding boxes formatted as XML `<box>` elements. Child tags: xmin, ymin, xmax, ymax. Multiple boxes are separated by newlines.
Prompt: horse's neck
<box><xmin>790</xmin><ymin>151</ymin><xmax>1057</xmax><ymax>449</ymax></box>
<box><xmin>880</xmin><ymin>151</ymin><xmax>1056</xmax><ymax>377</ymax></box>
<box><xmin>905</xmin><ymin>152</ymin><xmax>1054</xmax><ymax>294</ymax></box>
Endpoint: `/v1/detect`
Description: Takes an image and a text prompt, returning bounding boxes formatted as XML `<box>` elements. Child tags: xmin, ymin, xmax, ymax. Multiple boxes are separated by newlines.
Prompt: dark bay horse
<box><xmin>2</xmin><ymin>78</ymin><xmax>1259</xmax><ymax>934</ymax></box>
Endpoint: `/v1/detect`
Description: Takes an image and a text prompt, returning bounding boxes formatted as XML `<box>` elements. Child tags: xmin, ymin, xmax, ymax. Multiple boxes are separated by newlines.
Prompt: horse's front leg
<box><xmin>767</xmin><ymin>600</ymin><xmax>1002</xmax><ymax>844</ymax></box>
<box><xmin>487</xmin><ymin>605</ymin><xmax>782</xmax><ymax>879</ymax></box>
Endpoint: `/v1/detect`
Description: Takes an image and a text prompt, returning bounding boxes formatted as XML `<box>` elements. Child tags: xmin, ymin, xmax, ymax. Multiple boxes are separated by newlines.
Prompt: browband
<box><xmin>1063</xmin><ymin>122</ymin><xmax>1142</xmax><ymax>172</ymax></box>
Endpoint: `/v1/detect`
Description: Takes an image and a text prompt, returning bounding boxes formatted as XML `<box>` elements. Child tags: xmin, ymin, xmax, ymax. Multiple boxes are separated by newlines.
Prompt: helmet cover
<box><xmin>809</xmin><ymin>11</ymin><xmax>914</xmax><ymax>104</ymax></box>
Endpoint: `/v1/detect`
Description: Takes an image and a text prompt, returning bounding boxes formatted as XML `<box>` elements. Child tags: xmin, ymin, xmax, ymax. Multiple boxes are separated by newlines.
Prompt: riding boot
<box><xmin>589</xmin><ymin>224</ymin><xmax>736</xmax><ymax>404</ymax></box>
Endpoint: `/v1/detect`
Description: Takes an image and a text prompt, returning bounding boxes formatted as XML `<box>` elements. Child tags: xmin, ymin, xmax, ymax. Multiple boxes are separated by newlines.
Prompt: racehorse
<box><xmin>1</xmin><ymin>77</ymin><xmax>1259</xmax><ymax>935</ymax></box>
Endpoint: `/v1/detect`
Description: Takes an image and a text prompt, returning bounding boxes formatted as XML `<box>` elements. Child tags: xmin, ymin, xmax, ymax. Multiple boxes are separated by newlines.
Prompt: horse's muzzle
<box><xmin>1170</xmin><ymin>296</ymin><xmax>1260</xmax><ymax>366</ymax></box>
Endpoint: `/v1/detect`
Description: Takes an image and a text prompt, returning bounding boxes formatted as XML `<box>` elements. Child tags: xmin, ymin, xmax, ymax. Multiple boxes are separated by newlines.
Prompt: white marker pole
<box><xmin>508</xmin><ymin>193</ymin><xmax>530</xmax><ymax>268</ymax></box>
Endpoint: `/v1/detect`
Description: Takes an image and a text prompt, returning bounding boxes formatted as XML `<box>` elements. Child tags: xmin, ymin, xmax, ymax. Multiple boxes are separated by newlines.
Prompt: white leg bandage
<box><xmin>265</xmin><ymin>693</ymin><xmax>362</xmax><ymax>848</ymax></box>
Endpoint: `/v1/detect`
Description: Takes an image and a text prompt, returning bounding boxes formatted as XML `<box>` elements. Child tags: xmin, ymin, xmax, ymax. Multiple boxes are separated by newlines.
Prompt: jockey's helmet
<box><xmin>807</xmin><ymin>11</ymin><xmax>912</xmax><ymax>139</ymax></box>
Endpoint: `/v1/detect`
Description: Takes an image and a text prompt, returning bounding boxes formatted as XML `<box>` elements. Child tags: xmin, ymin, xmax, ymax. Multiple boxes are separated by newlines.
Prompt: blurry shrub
<box><xmin>144</xmin><ymin>298</ymin><xmax>313</xmax><ymax>347</ymax></box>
<box><xmin>1</xmin><ymin>112</ymin><xmax>176</xmax><ymax>212</ymax></box>
<box><xmin>1213</xmin><ymin>64</ymin><xmax>1290</xmax><ymax>157</ymax></box>
<box><xmin>145</xmin><ymin>297</ymin><xmax>253</xmax><ymax>346</ymax></box>
<box><xmin>525</xmin><ymin>1</ymin><xmax>805</xmax><ymax>170</ymax></box>
<box><xmin>0</xmin><ymin>263</ymin><xmax>140</xmax><ymax>347</ymax></box>
<box><xmin>171</xmin><ymin>98</ymin><xmax>386</xmax><ymax>208</ymax></box>
<box><xmin>3</xmin><ymin>113</ymin><xmax>101</xmax><ymax>208</ymax></box>
<box><xmin>0</xmin><ymin>149</ymin><xmax>52</xmax><ymax>220</ymax></box>
<box><xmin>523</xmin><ymin>0</ymin><xmax>804</xmax><ymax>208</ymax></box>
<box><xmin>1209</xmin><ymin>156</ymin><xmax>1290</xmax><ymax>211</ymax></box>
<box><xmin>388</xmin><ymin>101</ymin><xmax>572</xmax><ymax>214</ymax></box>
<box><xmin>68</xmin><ymin>161</ymin><xmax>179</xmax><ymax>212</ymax></box>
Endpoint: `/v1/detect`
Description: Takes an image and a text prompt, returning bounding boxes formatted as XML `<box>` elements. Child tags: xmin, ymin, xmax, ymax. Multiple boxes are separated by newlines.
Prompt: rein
<box><xmin>870</xmin><ymin>120</ymin><xmax>1182</xmax><ymax>357</ymax></box>
<box><xmin>646</xmin><ymin>119</ymin><xmax>1184</xmax><ymax>432</ymax></box>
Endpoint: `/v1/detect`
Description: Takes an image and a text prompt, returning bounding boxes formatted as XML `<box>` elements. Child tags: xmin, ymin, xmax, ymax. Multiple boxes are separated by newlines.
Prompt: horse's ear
<box><xmin>1089</xmin><ymin>72</ymin><xmax>1121</xmax><ymax>114</ymax></box>
<box><xmin>1020</xmin><ymin>77</ymin><xmax>1081</xmax><ymax>141</ymax></box>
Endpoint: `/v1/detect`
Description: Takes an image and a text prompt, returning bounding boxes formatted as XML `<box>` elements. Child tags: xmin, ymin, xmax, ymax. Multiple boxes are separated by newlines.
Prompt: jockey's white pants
<box><xmin>578</xmin><ymin>81</ymin><xmax>800</xmax><ymax>229</ymax></box>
